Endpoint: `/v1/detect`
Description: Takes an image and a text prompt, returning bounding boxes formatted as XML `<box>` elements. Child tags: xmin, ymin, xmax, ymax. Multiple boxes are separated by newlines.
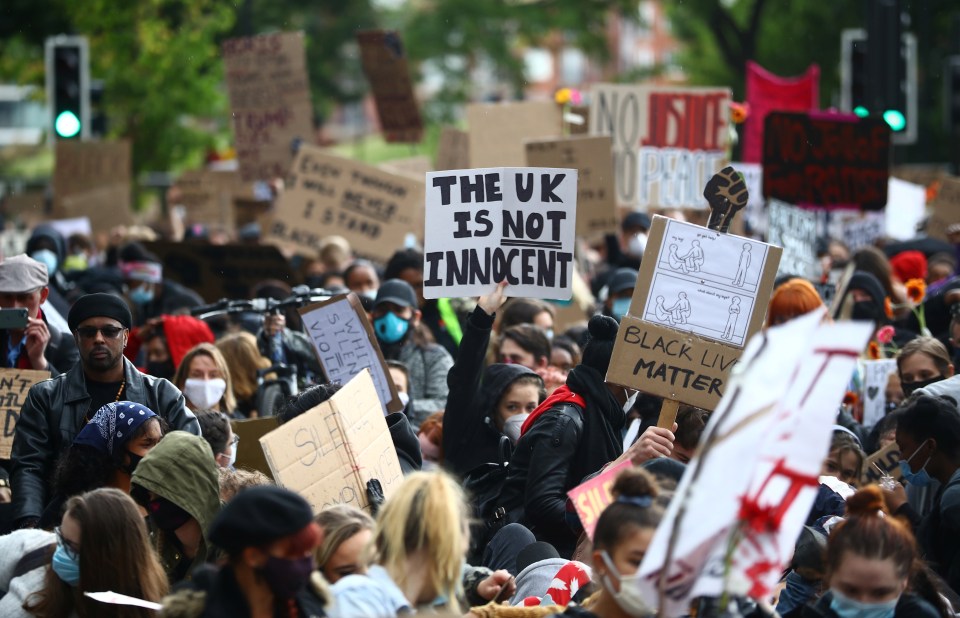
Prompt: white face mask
<box><xmin>601</xmin><ymin>551</ymin><xmax>654</xmax><ymax>617</ymax></box>
<box><xmin>623</xmin><ymin>389</ymin><xmax>639</xmax><ymax>414</ymax></box>
<box><xmin>398</xmin><ymin>391</ymin><xmax>410</xmax><ymax>410</ymax></box>
<box><xmin>184</xmin><ymin>378</ymin><xmax>227</xmax><ymax>410</ymax></box>
<box><xmin>503</xmin><ymin>413</ymin><xmax>530</xmax><ymax>444</ymax></box>
<box><xmin>627</xmin><ymin>233</ymin><xmax>647</xmax><ymax>257</ymax></box>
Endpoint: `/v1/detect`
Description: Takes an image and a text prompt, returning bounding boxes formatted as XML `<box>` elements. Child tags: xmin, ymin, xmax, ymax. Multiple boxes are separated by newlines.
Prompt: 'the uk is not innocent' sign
<box><xmin>423</xmin><ymin>167</ymin><xmax>577</xmax><ymax>300</ymax></box>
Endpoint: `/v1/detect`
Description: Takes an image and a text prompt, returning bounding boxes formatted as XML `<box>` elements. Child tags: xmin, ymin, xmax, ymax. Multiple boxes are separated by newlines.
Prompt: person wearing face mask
<box><xmin>195</xmin><ymin>410</ymin><xmax>239</xmax><ymax>469</ymax></box>
<box><xmin>25</xmin><ymin>224</ymin><xmax>75</xmax><ymax>316</ymax></box>
<box><xmin>602</xmin><ymin>268</ymin><xmax>639</xmax><ymax>323</ymax></box>
<box><xmin>896</xmin><ymin>337</ymin><xmax>954</xmax><ymax>398</ymax></box>
<box><xmin>163</xmin><ymin>486</ymin><xmax>330</xmax><ymax>618</ymax></box>
<box><xmin>0</xmin><ymin>488</ymin><xmax>169</xmax><ymax>618</ymax></box>
<box><xmin>39</xmin><ymin>400</ymin><xmax>165</xmax><ymax>529</ymax></box>
<box><xmin>126</xmin><ymin>314</ymin><xmax>216</xmax><ymax>382</ymax></box>
<box><xmin>372</xmin><ymin>279</ymin><xmax>453</xmax><ymax>428</ymax></box>
<box><xmin>172</xmin><ymin>343</ymin><xmax>236</xmax><ymax>414</ymax></box>
<box><xmin>881</xmin><ymin>395</ymin><xmax>960</xmax><ymax>594</ymax></box>
<box><xmin>117</xmin><ymin>242</ymin><xmax>204</xmax><ymax>327</ymax></box>
<box><xmin>842</xmin><ymin>271</ymin><xmax>892</xmax><ymax>329</ymax></box>
<box><xmin>800</xmin><ymin>486</ymin><xmax>941</xmax><ymax>618</ymax></box>
<box><xmin>130</xmin><ymin>431</ymin><xmax>222</xmax><ymax>585</ymax></box>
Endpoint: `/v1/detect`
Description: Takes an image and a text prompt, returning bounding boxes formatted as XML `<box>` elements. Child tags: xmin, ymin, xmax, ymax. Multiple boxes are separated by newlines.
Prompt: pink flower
<box><xmin>876</xmin><ymin>325</ymin><xmax>895</xmax><ymax>344</ymax></box>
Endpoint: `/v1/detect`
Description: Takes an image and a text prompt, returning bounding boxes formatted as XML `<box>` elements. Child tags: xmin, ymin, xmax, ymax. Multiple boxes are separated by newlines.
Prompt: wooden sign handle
<box><xmin>657</xmin><ymin>399</ymin><xmax>680</xmax><ymax>429</ymax></box>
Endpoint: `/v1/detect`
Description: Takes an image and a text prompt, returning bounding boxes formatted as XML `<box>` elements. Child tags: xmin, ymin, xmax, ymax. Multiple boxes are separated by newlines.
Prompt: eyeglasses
<box><xmin>55</xmin><ymin>526</ymin><xmax>80</xmax><ymax>560</ymax></box>
<box><xmin>76</xmin><ymin>326</ymin><xmax>126</xmax><ymax>340</ymax></box>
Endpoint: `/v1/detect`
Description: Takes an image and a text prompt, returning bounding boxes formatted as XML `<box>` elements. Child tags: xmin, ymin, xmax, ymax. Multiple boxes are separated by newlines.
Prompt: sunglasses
<box><xmin>55</xmin><ymin>526</ymin><xmax>80</xmax><ymax>560</ymax></box>
<box><xmin>76</xmin><ymin>326</ymin><xmax>126</xmax><ymax>340</ymax></box>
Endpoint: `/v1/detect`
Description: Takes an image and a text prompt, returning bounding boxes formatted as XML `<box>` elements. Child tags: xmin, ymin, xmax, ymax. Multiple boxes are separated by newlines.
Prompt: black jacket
<box><xmin>0</xmin><ymin>308</ymin><xmax>78</xmax><ymax>376</ymax></box>
<box><xmin>497</xmin><ymin>364</ymin><xmax>624</xmax><ymax>557</ymax></box>
<box><xmin>386</xmin><ymin>412</ymin><xmax>422</xmax><ymax>474</ymax></box>
<box><xmin>802</xmin><ymin>592</ymin><xmax>938</xmax><ymax>618</ymax></box>
<box><xmin>10</xmin><ymin>357</ymin><xmax>200</xmax><ymax>523</ymax></box>
<box><xmin>443</xmin><ymin>306</ymin><xmax>538</xmax><ymax>476</ymax></box>
<box><xmin>899</xmin><ymin>468</ymin><xmax>960</xmax><ymax>593</ymax></box>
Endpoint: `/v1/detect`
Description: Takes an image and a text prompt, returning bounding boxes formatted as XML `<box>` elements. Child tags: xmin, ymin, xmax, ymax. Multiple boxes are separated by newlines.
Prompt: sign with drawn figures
<box><xmin>589</xmin><ymin>84</ymin><xmax>731</xmax><ymax>210</ymax></box>
<box><xmin>423</xmin><ymin>167</ymin><xmax>578</xmax><ymax>300</ymax></box>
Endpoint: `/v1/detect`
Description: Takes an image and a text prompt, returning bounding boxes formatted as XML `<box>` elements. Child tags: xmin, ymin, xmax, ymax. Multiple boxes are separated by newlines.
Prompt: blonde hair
<box><xmin>374</xmin><ymin>471</ymin><xmax>468</xmax><ymax>612</ymax></box>
<box><xmin>173</xmin><ymin>343</ymin><xmax>237</xmax><ymax>412</ymax></box>
<box><xmin>897</xmin><ymin>336</ymin><xmax>952</xmax><ymax>377</ymax></box>
<box><xmin>215</xmin><ymin>332</ymin><xmax>271</xmax><ymax>402</ymax></box>
<box><xmin>315</xmin><ymin>505</ymin><xmax>375</xmax><ymax>570</ymax></box>
<box><xmin>217</xmin><ymin>467</ymin><xmax>273</xmax><ymax>502</ymax></box>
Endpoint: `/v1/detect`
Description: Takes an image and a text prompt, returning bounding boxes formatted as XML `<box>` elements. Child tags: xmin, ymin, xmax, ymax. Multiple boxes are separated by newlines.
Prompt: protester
<box><xmin>315</xmin><ymin>504</ymin><xmax>375</xmax><ymax>584</ymax></box>
<box><xmin>418</xmin><ymin>411</ymin><xmax>444</xmax><ymax>468</ymax></box>
<box><xmin>550</xmin><ymin>336</ymin><xmax>582</xmax><ymax>374</ymax></box>
<box><xmin>162</xmin><ymin>486</ymin><xmax>329</xmax><ymax>617</ymax></box>
<box><xmin>498</xmin><ymin>324</ymin><xmax>551</xmax><ymax>370</ymax></box>
<box><xmin>217</xmin><ymin>467</ymin><xmax>272</xmax><ymax>502</ymax></box>
<box><xmin>0</xmin><ymin>254</ymin><xmax>79</xmax><ymax>375</ymax></box>
<box><xmin>195</xmin><ymin>410</ymin><xmax>238</xmax><ymax>469</ymax></box>
<box><xmin>766</xmin><ymin>278</ymin><xmax>825</xmax><ymax>327</ymax></box>
<box><xmin>118</xmin><ymin>243</ymin><xmax>204</xmax><ymax>325</ymax></box>
<box><xmin>821</xmin><ymin>430</ymin><xmax>865</xmax><ymax>488</ymax></box>
<box><xmin>897</xmin><ymin>337</ymin><xmax>954</xmax><ymax>397</ymax></box>
<box><xmin>372</xmin><ymin>279</ymin><xmax>453</xmax><ymax>426</ymax></box>
<box><xmin>130</xmin><ymin>431</ymin><xmax>221</xmax><ymax>584</ymax></box>
<box><xmin>853</xmin><ymin>246</ymin><xmax>907</xmax><ymax>314</ymax></box>
<box><xmin>215</xmin><ymin>331</ymin><xmax>272</xmax><ymax>417</ymax></box>
<box><xmin>498</xmin><ymin>299</ymin><xmax>555</xmax><ymax>337</ymax></box>
<box><xmin>670</xmin><ymin>406</ymin><xmax>709</xmax><ymax>464</ymax></box>
<box><xmin>172</xmin><ymin>343</ymin><xmax>237</xmax><ymax>414</ymax></box>
<box><xmin>601</xmin><ymin>268</ymin><xmax>638</xmax><ymax>322</ymax></box>
<box><xmin>844</xmin><ymin>270</ymin><xmax>892</xmax><ymax>327</ymax></box>
<box><xmin>343</xmin><ymin>259</ymin><xmax>381</xmax><ymax>301</ymax></box>
<box><xmin>11</xmin><ymin>293</ymin><xmax>199</xmax><ymax>529</ymax></box>
<box><xmin>386</xmin><ymin>359</ymin><xmax>412</xmax><ymax>412</ymax></box>
<box><xmin>26</xmin><ymin>224</ymin><xmax>74</xmax><ymax>313</ymax></box>
<box><xmin>1</xmin><ymin>488</ymin><xmax>169</xmax><ymax>618</ymax></box>
<box><xmin>127</xmin><ymin>315</ymin><xmax>215</xmax><ymax>381</ymax></box>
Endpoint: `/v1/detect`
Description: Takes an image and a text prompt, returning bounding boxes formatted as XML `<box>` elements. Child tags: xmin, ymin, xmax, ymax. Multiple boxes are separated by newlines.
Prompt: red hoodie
<box><xmin>519</xmin><ymin>385</ymin><xmax>586</xmax><ymax>438</ymax></box>
<box><xmin>125</xmin><ymin>314</ymin><xmax>214</xmax><ymax>369</ymax></box>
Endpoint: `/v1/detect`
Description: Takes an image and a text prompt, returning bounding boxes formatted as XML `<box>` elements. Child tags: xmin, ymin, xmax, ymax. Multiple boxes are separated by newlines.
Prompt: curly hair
<box><xmin>196</xmin><ymin>410</ymin><xmax>231</xmax><ymax>456</ymax></box>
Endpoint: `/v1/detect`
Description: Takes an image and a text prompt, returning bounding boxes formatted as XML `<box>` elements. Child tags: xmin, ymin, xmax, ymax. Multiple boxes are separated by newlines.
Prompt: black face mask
<box><xmin>147</xmin><ymin>498</ymin><xmax>193</xmax><ymax>531</ymax></box>
<box><xmin>851</xmin><ymin>301</ymin><xmax>883</xmax><ymax>323</ymax></box>
<box><xmin>146</xmin><ymin>360</ymin><xmax>175</xmax><ymax>381</ymax></box>
<box><xmin>121</xmin><ymin>451</ymin><xmax>143</xmax><ymax>475</ymax></box>
<box><xmin>901</xmin><ymin>376</ymin><xmax>944</xmax><ymax>397</ymax></box>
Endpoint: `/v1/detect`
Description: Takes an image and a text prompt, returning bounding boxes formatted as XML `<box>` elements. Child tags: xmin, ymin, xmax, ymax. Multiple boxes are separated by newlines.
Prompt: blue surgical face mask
<box><xmin>829</xmin><ymin>589</ymin><xmax>899</xmax><ymax>618</ymax></box>
<box><xmin>545</xmin><ymin>328</ymin><xmax>554</xmax><ymax>341</ymax></box>
<box><xmin>374</xmin><ymin>312</ymin><xmax>409</xmax><ymax>344</ymax></box>
<box><xmin>52</xmin><ymin>543</ymin><xmax>80</xmax><ymax>586</ymax></box>
<box><xmin>129</xmin><ymin>283</ymin><xmax>155</xmax><ymax>305</ymax></box>
<box><xmin>898</xmin><ymin>440</ymin><xmax>932</xmax><ymax>487</ymax></box>
<box><xmin>32</xmin><ymin>249</ymin><xmax>58</xmax><ymax>276</ymax></box>
<box><xmin>612</xmin><ymin>297</ymin><xmax>631</xmax><ymax>320</ymax></box>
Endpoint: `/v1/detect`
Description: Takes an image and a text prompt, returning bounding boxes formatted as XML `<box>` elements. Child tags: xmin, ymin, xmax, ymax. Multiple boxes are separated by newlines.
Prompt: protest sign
<box><xmin>766</xmin><ymin>199</ymin><xmax>819</xmax><ymax>280</ymax></box>
<box><xmin>568</xmin><ymin>461</ymin><xmax>632</xmax><ymax>541</ymax></box>
<box><xmin>230</xmin><ymin>417</ymin><xmax>279</xmax><ymax>479</ymax></box>
<box><xmin>525</xmin><ymin>136</ymin><xmax>617</xmax><ymax>242</ymax></box>
<box><xmin>861</xmin><ymin>441</ymin><xmax>902</xmax><ymax>486</ymax></box>
<box><xmin>53</xmin><ymin>140</ymin><xmax>133</xmax><ymax>231</ymax></box>
<box><xmin>762</xmin><ymin>112</ymin><xmax>891</xmax><ymax>210</ymax></box>
<box><xmin>634</xmin><ymin>310</ymin><xmax>872</xmax><ymax>614</ymax></box>
<box><xmin>222</xmin><ymin>32</ymin><xmax>314</xmax><ymax>181</ymax></box>
<box><xmin>926</xmin><ymin>176</ymin><xmax>960</xmax><ymax>242</ymax></box>
<box><xmin>299</xmin><ymin>294</ymin><xmax>401</xmax><ymax>415</ymax></box>
<box><xmin>436</xmin><ymin>127</ymin><xmax>470</xmax><ymax>171</ymax></box>
<box><xmin>862</xmin><ymin>359</ymin><xmax>898</xmax><ymax>428</ymax></box>
<box><xmin>0</xmin><ymin>368</ymin><xmax>50</xmax><ymax>459</ymax></box>
<box><xmin>266</xmin><ymin>147</ymin><xmax>423</xmax><ymax>262</ymax></box>
<box><xmin>466</xmin><ymin>102</ymin><xmax>561</xmax><ymax>168</ymax></box>
<box><xmin>736</xmin><ymin>162</ymin><xmax>766</xmax><ymax>236</ymax></box>
<box><xmin>175</xmin><ymin>169</ymin><xmax>254</xmax><ymax>229</ymax></box>
<box><xmin>423</xmin><ymin>167</ymin><xmax>578</xmax><ymax>300</ymax></box>
<box><xmin>839</xmin><ymin>212</ymin><xmax>886</xmax><ymax>251</ymax></box>
<box><xmin>743</xmin><ymin>61</ymin><xmax>820</xmax><ymax>164</ymax></box>
<box><xmin>356</xmin><ymin>30</ymin><xmax>423</xmax><ymax>143</ymax></box>
<box><xmin>259</xmin><ymin>370</ymin><xmax>403</xmax><ymax>513</ymax></box>
<box><xmin>885</xmin><ymin>177</ymin><xmax>926</xmax><ymax>241</ymax></box>
<box><xmin>590</xmin><ymin>85</ymin><xmax>731</xmax><ymax>209</ymax></box>
<box><xmin>144</xmin><ymin>241</ymin><xmax>297</xmax><ymax>302</ymax></box>
<box><xmin>606</xmin><ymin>215</ymin><xmax>781</xmax><ymax>410</ymax></box>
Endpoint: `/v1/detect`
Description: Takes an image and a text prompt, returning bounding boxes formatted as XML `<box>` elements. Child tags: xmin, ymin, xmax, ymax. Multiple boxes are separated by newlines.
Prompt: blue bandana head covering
<box><xmin>73</xmin><ymin>401</ymin><xmax>158</xmax><ymax>455</ymax></box>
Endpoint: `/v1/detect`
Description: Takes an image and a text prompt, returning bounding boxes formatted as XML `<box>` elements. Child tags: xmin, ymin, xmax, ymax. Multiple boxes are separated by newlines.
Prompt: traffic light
<box><xmin>45</xmin><ymin>36</ymin><xmax>89</xmax><ymax>141</ymax></box>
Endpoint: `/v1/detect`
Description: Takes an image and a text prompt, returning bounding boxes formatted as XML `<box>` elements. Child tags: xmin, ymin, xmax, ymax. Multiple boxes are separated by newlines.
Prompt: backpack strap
<box><xmin>12</xmin><ymin>543</ymin><xmax>56</xmax><ymax>579</ymax></box>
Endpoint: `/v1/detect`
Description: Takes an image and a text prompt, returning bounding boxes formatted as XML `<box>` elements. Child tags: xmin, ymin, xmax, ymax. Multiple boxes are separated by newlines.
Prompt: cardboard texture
<box><xmin>0</xmin><ymin>368</ymin><xmax>50</xmax><ymax>459</ymax></box>
<box><xmin>144</xmin><ymin>241</ymin><xmax>298</xmax><ymax>302</ymax></box>
<box><xmin>927</xmin><ymin>176</ymin><xmax>960</xmax><ymax>242</ymax></box>
<box><xmin>222</xmin><ymin>31</ymin><xmax>314</xmax><ymax>181</ymax></box>
<box><xmin>259</xmin><ymin>370</ymin><xmax>403</xmax><ymax>514</ymax></box>
<box><xmin>762</xmin><ymin>112</ymin><xmax>891</xmax><ymax>210</ymax></box>
<box><xmin>525</xmin><ymin>136</ymin><xmax>618</xmax><ymax>242</ymax></box>
<box><xmin>589</xmin><ymin>85</ymin><xmax>731</xmax><ymax>209</ymax></box>
<box><xmin>356</xmin><ymin>30</ymin><xmax>423</xmax><ymax>143</ymax></box>
<box><xmin>266</xmin><ymin>147</ymin><xmax>424</xmax><ymax>262</ymax></box>
<box><xmin>568</xmin><ymin>461</ymin><xmax>631</xmax><ymax>541</ymax></box>
<box><xmin>606</xmin><ymin>216</ymin><xmax>781</xmax><ymax>410</ymax></box>
<box><xmin>466</xmin><ymin>102</ymin><xmax>561</xmax><ymax>168</ymax></box>
<box><xmin>53</xmin><ymin>140</ymin><xmax>133</xmax><ymax>232</ymax></box>
<box><xmin>436</xmin><ymin>127</ymin><xmax>470</xmax><ymax>171</ymax></box>
<box><xmin>861</xmin><ymin>441</ymin><xmax>902</xmax><ymax>486</ymax></box>
<box><xmin>298</xmin><ymin>294</ymin><xmax>401</xmax><ymax>414</ymax></box>
<box><xmin>175</xmin><ymin>170</ymin><xmax>255</xmax><ymax>229</ymax></box>
<box><xmin>231</xmin><ymin>417</ymin><xmax>279</xmax><ymax>479</ymax></box>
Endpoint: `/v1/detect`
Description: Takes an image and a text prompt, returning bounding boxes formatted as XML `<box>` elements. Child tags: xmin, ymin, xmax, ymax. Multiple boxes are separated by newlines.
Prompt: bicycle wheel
<box><xmin>256</xmin><ymin>382</ymin><xmax>287</xmax><ymax>417</ymax></box>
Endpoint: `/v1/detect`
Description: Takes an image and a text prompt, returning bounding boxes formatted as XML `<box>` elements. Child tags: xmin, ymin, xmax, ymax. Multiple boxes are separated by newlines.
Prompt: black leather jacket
<box><xmin>11</xmin><ymin>357</ymin><xmax>200</xmax><ymax>523</ymax></box>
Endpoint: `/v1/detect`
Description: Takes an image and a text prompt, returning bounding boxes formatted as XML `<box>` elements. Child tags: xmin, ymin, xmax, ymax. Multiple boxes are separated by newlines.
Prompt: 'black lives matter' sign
<box><xmin>762</xmin><ymin>112</ymin><xmax>891</xmax><ymax>210</ymax></box>
<box><xmin>423</xmin><ymin>167</ymin><xmax>577</xmax><ymax>300</ymax></box>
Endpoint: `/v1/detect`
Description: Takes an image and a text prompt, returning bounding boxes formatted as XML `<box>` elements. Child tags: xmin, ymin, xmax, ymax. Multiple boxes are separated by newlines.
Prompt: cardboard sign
<box><xmin>862</xmin><ymin>359</ymin><xmax>898</xmax><ymax>428</ymax></box>
<box><xmin>53</xmin><ymin>140</ymin><xmax>133</xmax><ymax>232</ymax></box>
<box><xmin>885</xmin><ymin>177</ymin><xmax>926</xmax><ymax>241</ymax></box>
<box><xmin>436</xmin><ymin>127</ymin><xmax>470</xmax><ymax>171</ymax></box>
<box><xmin>607</xmin><ymin>216</ymin><xmax>781</xmax><ymax>410</ymax></box>
<box><xmin>356</xmin><ymin>30</ymin><xmax>423</xmax><ymax>143</ymax></box>
<box><xmin>839</xmin><ymin>212</ymin><xmax>886</xmax><ymax>251</ymax></box>
<box><xmin>222</xmin><ymin>32</ymin><xmax>314</xmax><ymax>181</ymax></box>
<box><xmin>767</xmin><ymin>199</ymin><xmax>819</xmax><ymax>280</ymax></box>
<box><xmin>568</xmin><ymin>461</ymin><xmax>631</xmax><ymax>540</ymax></box>
<box><xmin>735</xmin><ymin>163</ymin><xmax>766</xmax><ymax>236</ymax></box>
<box><xmin>525</xmin><ymin>136</ymin><xmax>618</xmax><ymax>241</ymax></box>
<box><xmin>299</xmin><ymin>294</ymin><xmax>401</xmax><ymax>414</ymax></box>
<box><xmin>175</xmin><ymin>169</ymin><xmax>255</xmax><ymax>229</ymax></box>
<box><xmin>266</xmin><ymin>147</ymin><xmax>423</xmax><ymax>262</ymax></box>
<box><xmin>926</xmin><ymin>176</ymin><xmax>960</xmax><ymax>242</ymax></box>
<box><xmin>423</xmin><ymin>167</ymin><xmax>578</xmax><ymax>300</ymax></box>
<box><xmin>231</xmin><ymin>417</ymin><xmax>279</xmax><ymax>479</ymax></box>
<box><xmin>259</xmin><ymin>370</ymin><xmax>403</xmax><ymax>513</ymax></box>
<box><xmin>861</xmin><ymin>441</ymin><xmax>902</xmax><ymax>486</ymax></box>
<box><xmin>466</xmin><ymin>101</ymin><xmax>561</xmax><ymax>168</ymax></box>
<box><xmin>589</xmin><ymin>85</ymin><xmax>731</xmax><ymax>209</ymax></box>
<box><xmin>144</xmin><ymin>241</ymin><xmax>298</xmax><ymax>302</ymax></box>
<box><xmin>0</xmin><ymin>368</ymin><xmax>51</xmax><ymax>459</ymax></box>
<box><xmin>762</xmin><ymin>112</ymin><xmax>891</xmax><ymax>210</ymax></box>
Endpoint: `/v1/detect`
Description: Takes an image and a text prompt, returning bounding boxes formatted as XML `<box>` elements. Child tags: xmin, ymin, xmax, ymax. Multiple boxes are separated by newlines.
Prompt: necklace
<box><xmin>115</xmin><ymin>380</ymin><xmax>126</xmax><ymax>402</ymax></box>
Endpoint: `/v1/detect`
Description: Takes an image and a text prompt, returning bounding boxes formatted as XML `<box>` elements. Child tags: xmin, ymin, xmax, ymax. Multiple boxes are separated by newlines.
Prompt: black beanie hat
<box><xmin>847</xmin><ymin>271</ymin><xmax>887</xmax><ymax>307</ymax></box>
<box><xmin>581</xmin><ymin>314</ymin><xmax>619</xmax><ymax>374</ymax></box>
<box><xmin>208</xmin><ymin>486</ymin><xmax>314</xmax><ymax>552</ymax></box>
<box><xmin>67</xmin><ymin>293</ymin><xmax>133</xmax><ymax>332</ymax></box>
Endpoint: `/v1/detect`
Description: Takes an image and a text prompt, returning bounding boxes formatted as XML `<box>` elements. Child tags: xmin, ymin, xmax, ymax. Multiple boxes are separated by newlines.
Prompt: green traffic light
<box><xmin>883</xmin><ymin>109</ymin><xmax>906</xmax><ymax>131</ymax></box>
<box><xmin>55</xmin><ymin>111</ymin><xmax>81</xmax><ymax>138</ymax></box>
<box><xmin>853</xmin><ymin>106</ymin><xmax>869</xmax><ymax>118</ymax></box>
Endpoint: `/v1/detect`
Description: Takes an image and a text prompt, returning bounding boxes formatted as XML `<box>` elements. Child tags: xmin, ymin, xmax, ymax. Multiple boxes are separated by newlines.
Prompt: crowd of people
<box><xmin>0</xmin><ymin>205</ymin><xmax>957</xmax><ymax>618</ymax></box>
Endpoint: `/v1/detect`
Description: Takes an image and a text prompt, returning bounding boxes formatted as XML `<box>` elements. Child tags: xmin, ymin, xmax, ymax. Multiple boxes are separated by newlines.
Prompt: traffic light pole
<box><xmin>44</xmin><ymin>35</ymin><xmax>90</xmax><ymax>143</ymax></box>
